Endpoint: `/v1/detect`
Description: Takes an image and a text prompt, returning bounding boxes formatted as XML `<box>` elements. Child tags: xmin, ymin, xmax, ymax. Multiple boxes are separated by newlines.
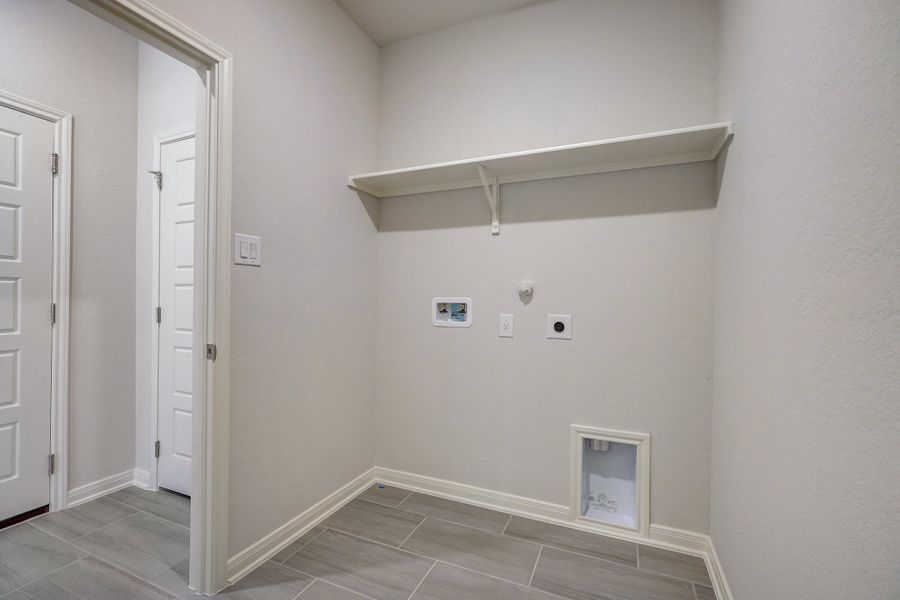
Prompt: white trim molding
<box><xmin>67</xmin><ymin>470</ymin><xmax>137</xmax><ymax>507</ymax></box>
<box><xmin>225</xmin><ymin>468</ymin><xmax>376</xmax><ymax>585</ymax></box>
<box><xmin>705</xmin><ymin>536</ymin><xmax>735</xmax><ymax>600</ymax></box>
<box><xmin>133</xmin><ymin>468</ymin><xmax>152</xmax><ymax>490</ymax></box>
<box><xmin>70</xmin><ymin>1</ymin><xmax>233</xmax><ymax>593</ymax></box>
<box><xmin>0</xmin><ymin>90</ymin><xmax>73</xmax><ymax>515</ymax></box>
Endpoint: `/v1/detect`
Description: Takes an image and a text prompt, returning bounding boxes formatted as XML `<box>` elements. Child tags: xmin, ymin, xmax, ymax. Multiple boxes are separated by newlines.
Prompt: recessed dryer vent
<box><xmin>570</xmin><ymin>425</ymin><xmax>650</xmax><ymax>536</ymax></box>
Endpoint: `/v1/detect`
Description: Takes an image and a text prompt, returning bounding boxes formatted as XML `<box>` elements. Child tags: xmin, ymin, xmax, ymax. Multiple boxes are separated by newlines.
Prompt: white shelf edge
<box><xmin>348</xmin><ymin>121</ymin><xmax>734</xmax><ymax>199</ymax></box>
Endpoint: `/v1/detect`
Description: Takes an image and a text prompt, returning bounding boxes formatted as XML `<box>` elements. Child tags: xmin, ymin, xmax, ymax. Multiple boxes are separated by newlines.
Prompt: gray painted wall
<box><xmin>0</xmin><ymin>0</ymin><xmax>139</xmax><ymax>490</ymax></box>
<box><xmin>713</xmin><ymin>0</ymin><xmax>900</xmax><ymax>597</ymax></box>
<box><xmin>141</xmin><ymin>0</ymin><xmax>381</xmax><ymax>555</ymax></box>
<box><xmin>375</xmin><ymin>0</ymin><xmax>718</xmax><ymax>534</ymax></box>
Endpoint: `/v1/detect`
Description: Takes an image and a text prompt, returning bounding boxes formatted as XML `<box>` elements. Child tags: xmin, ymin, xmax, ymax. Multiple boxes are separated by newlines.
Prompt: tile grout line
<box><xmin>1</xmin><ymin>555</ymin><xmax>89</xmax><ymax>598</ymax></box>
<box><xmin>528</xmin><ymin>545</ymin><xmax>544</xmax><ymax>587</ymax></box>
<box><xmin>692</xmin><ymin>582</ymin><xmax>700</xmax><ymax>600</ymax></box>
<box><xmin>397</xmin><ymin>515</ymin><xmax>428</xmax><ymax>547</ymax></box>
<box><xmin>406</xmin><ymin>560</ymin><xmax>437</xmax><ymax>600</ymax></box>
<box><xmin>277</xmin><ymin>526</ymin><xmax>329</xmax><ymax>564</ymax></box>
<box><xmin>290</xmin><ymin>576</ymin><xmax>318</xmax><ymax>600</ymax></box>
<box><xmin>316</xmin><ymin>578</ymin><xmax>381</xmax><ymax>600</ymax></box>
<box><xmin>394</xmin><ymin>489</ymin><xmax>415</xmax><ymax>508</ymax></box>
<box><xmin>500</xmin><ymin>513</ymin><xmax>513</xmax><ymax>534</ymax></box>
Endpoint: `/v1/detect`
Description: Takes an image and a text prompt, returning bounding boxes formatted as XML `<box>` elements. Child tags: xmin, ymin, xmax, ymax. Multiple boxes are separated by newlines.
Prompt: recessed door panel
<box><xmin>0</xmin><ymin>104</ymin><xmax>53</xmax><ymax>521</ymax></box>
<box><xmin>157</xmin><ymin>134</ymin><xmax>194</xmax><ymax>497</ymax></box>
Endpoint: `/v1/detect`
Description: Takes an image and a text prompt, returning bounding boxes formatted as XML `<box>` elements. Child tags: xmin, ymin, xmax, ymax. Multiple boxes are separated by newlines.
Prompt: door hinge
<box><xmin>50</xmin><ymin>302</ymin><xmax>56</xmax><ymax>325</ymax></box>
<box><xmin>154</xmin><ymin>440</ymin><xmax>160</xmax><ymax>458</ymax></box>
<box><xmin>155</xmin><ymin>306</ymin><xmax>161</xmax><ymax>324</ymax></box>
<box><xmin>206</xmin><ymin>343</ymin><xmax>217</xmax><ymax>361</ymax></box>
<box><xmin>148</xmin><ymin>169</ymin><xmax>162</xmax><ymax>190</ymax></box>
<box><xmin>48</xmin><ymin>453</ymin><xmax>56</xmax><ymax>475</ymax></box>
<box><xmin>51</xmin><ymin>153</ymin><xmax>59</xmax><ymax>175</ymax></box>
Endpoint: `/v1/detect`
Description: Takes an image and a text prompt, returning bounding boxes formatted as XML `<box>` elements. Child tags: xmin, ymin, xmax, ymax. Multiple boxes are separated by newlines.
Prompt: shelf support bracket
<box><xmin>477</xmin><ymin>165</ymin><xmax>500</xmax><ymax>235</ymax></box>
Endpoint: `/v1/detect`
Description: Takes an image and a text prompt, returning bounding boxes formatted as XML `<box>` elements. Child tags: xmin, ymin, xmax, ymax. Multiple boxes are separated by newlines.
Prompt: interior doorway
<box><xmin>0</xmin><ymin>0</ymin><xmax>232</xmax><ymax>593</ymax></box>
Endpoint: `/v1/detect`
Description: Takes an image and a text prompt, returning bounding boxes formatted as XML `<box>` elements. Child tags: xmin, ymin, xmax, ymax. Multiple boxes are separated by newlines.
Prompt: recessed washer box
<box><xmin>432</xmin><ymin>297</ymin><xmax>472</xmax><ymax>328</ymax></box>
<box><xmin>570</xmin><ymin>425</ymin><xmax>650</xmax><ymax>536</ymax></box>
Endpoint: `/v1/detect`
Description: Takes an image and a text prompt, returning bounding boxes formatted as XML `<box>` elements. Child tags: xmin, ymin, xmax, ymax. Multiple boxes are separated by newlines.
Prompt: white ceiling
<box><xmin>335</xmin><ymin>0</ymin><xmax>552</xmax><ymax>46</ymax></box>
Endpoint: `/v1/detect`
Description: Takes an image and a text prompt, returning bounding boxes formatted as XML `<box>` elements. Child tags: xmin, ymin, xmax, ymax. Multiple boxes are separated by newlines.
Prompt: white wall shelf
<box><xmin>349</xmin><ymin>122</ymin><xmax>733</xmax><ymax>234</ymax></box>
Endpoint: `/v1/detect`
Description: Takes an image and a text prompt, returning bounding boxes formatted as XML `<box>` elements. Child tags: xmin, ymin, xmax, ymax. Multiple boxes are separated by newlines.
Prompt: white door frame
<box><xmin>70</xmin><ymin>1</ymin><xmax>232</xmax><ymax>593</ymax></box>
<box><xmin>149</xmin><ymin>126</ymin><xmax>196</xmax><ymax>493</ymax></box>
<box><xmin>0</xmin><ymin>90</ymin><xmax>73</xmax><ymax>517</ymax></box>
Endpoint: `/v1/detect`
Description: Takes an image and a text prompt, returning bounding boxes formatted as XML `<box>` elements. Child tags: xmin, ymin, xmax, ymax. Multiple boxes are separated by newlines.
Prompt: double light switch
<box><xmin>234</xmin><ymin>233</ymin><xmax>262</xmax><ymax>266</ymax></box>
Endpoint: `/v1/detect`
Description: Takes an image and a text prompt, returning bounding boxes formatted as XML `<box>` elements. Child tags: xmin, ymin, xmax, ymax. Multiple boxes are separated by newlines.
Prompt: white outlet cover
<box><xmin>547</xmin><ymin>314</ymin><xmax>572</xmax><ymax>339</ymax></box>
<box><xmin>234</xmin><ymin>233</ymin><xmax>261</xmax><ymax>266</ymax></box>
<box><xmin>499</xmin><ymin>314</ymin><xmax>514</xmax><ymax>338</ymax></box>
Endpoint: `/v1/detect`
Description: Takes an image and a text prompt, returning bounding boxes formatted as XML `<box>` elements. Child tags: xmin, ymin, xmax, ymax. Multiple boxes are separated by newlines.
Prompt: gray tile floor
<box><xmin>0</xmin><ymin>484</ymin><xmax>717</xmax><ymax>600</ymax></box>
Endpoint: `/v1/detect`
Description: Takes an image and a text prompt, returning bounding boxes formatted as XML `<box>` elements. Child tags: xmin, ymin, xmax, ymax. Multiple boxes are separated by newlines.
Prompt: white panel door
<box><xmin>157</xmin><ymin>134</ymin><xmax>194</xmax><ymax>496</ymax></box>
<box><xmin>0</xmin><ymin>105</ymin><xmax>53</xmax><ymax>521</ymax></box>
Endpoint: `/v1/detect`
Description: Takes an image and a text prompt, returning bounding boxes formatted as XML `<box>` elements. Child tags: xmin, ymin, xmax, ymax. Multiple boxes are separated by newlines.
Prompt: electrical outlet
<box><xmin>499</xmin><ymin>314</ymin><xmax>514</xmax><ymax>337</ymax></box>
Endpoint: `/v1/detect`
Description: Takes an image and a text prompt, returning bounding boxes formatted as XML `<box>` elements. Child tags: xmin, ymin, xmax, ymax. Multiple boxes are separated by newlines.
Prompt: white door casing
<box><xmin>0</xmin><ymin>104</ymin><xmax>54</xmax><ymax>521</ymax></box>
<box><xmin>156</xmin><ymin>131</ymin><xmax>195</xmax><ymax>496</ymax></box>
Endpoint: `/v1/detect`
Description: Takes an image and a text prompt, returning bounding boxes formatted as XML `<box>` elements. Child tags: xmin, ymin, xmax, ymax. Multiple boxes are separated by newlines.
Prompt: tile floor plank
<box><xmin>503</xmin><ymin>516</ymin><xmax>637</xmax><ymax>567</ymax></box>
<box><xmin>272</xmin><ymin>526</ymin><xmax>327</xmax><ymax>563</ymax></box>
<box><xmin>397</xmin><ymin>494</ymin><xmax>510</xmax><ymax>534</ymax></box>
<box><xmin>694</xmin><ymin>583</ymin><xmax>717</xmax><ymax>600</ymax></box>
<box><xmin>322</xmin><ymin>499</ymin><xmax>424</xmax><ymax>546</ymax></box>
<box><xmin>356</xmin><ymin>485</ymin><xmax>411</xmax><ymax>509</ymax></box>
<box><xmin>532</xmin><ymin>546</ymin><xmax>695</xmax><ymax>600</ymax></box>
<box><xmin>123</xmin><ymin>490</ymin><xmax>191</xmax><ymax>529</ymax></box>
<box><xmin>71</xmin><ymin>512</ymin><xmax>190</xmax><ymax>582</ymax></box>
<box><xmin>107</xmin><ymin>486</ymin><xmax>150</xmax><ymax>504</ymax></box>
<box><xmin>30</xmin><ymin>497</ymin><xmax>138</xmax><ymax>542</ymax></box>
<box><xmin>284</xmin><ymin>529</ymin><xmax>433</xmax><ymax>600</ymax></box>
<box><xmin>153</xmin><ymin>560</ymin><xmax>314</xmax><ymax>599</ymax></box>
<box><xmin>638</xmin><ymin>546</ymin><xmax>712</xmax><ymax>586</ymax></box>
<box><xmin>410</xmin><ymin>562</ymin><xmax>556</xmax><ymax>600</ymax></box>
<box><xmin>401</xmin><ymin>518</ymin><xmax>540</xmax><ymax>585</ymax></box>
<box><xmin>0</xmin><ymin>523</ymin><xmax>85</xmax><ymax>595</ymax></box>
<box><xmin>15</xmin><ymin>556</ymin><xmax>173</xmax><ymax>600</ymax></box>
<box><xmin>299</xmin><ymin>579</ymin><xmax>373</xmax><ymax>599</ymax></box>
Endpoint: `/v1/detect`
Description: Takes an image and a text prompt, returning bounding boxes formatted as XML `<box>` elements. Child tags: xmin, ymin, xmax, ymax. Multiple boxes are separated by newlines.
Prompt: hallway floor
<box><xmin>0</xmin><ymin>484</ymin><xmax>715</xmax><ymax>599</ymax></box>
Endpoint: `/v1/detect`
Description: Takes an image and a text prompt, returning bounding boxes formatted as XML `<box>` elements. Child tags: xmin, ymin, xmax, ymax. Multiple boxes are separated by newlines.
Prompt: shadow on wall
<box><xmin>371</xmin><ymin>161</ymin><xmax>718</xmax><ymax>232</ymax></box>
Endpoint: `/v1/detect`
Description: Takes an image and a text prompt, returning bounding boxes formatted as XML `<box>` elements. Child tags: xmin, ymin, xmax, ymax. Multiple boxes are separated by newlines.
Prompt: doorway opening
<box><xmin>0</xmin><ymin>0</ymin><xmax>231</xmax><ymax>593</ymax></box>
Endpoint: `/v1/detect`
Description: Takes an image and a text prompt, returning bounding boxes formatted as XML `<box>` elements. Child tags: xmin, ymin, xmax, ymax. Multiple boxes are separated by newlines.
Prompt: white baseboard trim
<box><xmin>374</xmin><ymin>468</ymin><xmax>733</xmax><ymax>600</ymax></box>
<box><xmin>224</xmin><ymin>465</ymin><xmax>731</xmax><ymax>600</ymax></box>
<box><xmin>705</xmin><ymin>536</ymin><xmax>734</xmax><ymax>600</ymax></box>
<box><xmin>225</xmin><ymin>467</ymin><xmax>376</xmax><ymax>585</ymax></box>
<box><xmin>67</xmin><ymin>469</ymin><xmax>136</xmax><ymax>507</ymax></box>
<box><xmin>375</xmin><ymin>467</ymin><xmax>571</xmax><ymax>522</ymax></box>
<box><xmin>133</xmin><ymin>468</ymin><xmax>151</xmax><ymax>490</ymax></box>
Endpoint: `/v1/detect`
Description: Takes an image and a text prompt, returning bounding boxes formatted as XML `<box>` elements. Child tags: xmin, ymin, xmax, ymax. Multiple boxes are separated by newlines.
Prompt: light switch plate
<box><xmin>499</xmin><ymin>314</ymin><xmax>514</xmax><ymax>338</ymax></box>
<box><xmin>234</xmin><ymin>233</ymin><xmax>261</xmax><ymax>266</ymax></box>
<box><xmin>547</xmin><ymin>314</ymin><xmax>572</xmax><ymax>339</ymax></box>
